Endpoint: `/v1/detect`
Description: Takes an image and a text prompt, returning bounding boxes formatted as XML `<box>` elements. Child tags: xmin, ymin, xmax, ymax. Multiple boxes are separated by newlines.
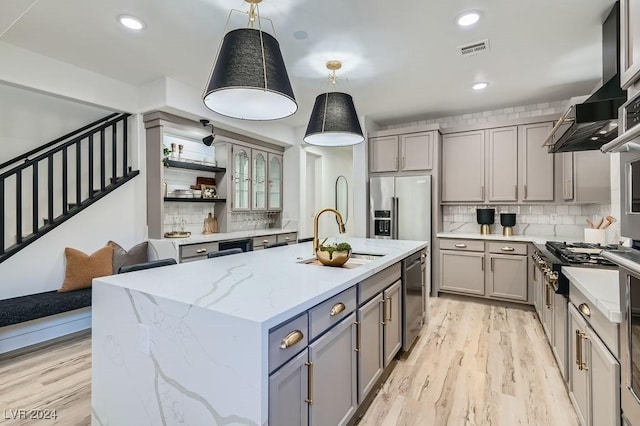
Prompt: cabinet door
<box><xmin>574</xmin><ymin>150</ymin><xmax>611</xmax><ymax>203</ymax></box>
<box><xmin>542</xmin><ymin>282</ymin><xmax>554</xmax><ymax>342</ymax></box>
<box><xmin>487</xmin><ymin>127</ymin><xmax>518</xmax><ymax>202</ymax></box>
<box><xmin>519</xmin><ymin>122</ymin><xmax>554</xmax><ymax>202</ymax></box>
<box><xmin>587</xmin><ymin>325</ymin><xmax>621</xmax><ymax>426</ymax></box>
<box><xmin>383</xmin><ymin>280</ymin><xmax>402</xmax><ymax>367</ymax></box>
<box><xmin>370</xmin><ymin>136</ymin><xmax>399</xmax><ymax>172</ymax></box>
<box><xmin>553</xmin><ymin>292</ymin><xmax>568</xmax><ymax>381</ymax></box>
<box><xmin>309</xmin><ymin>313</ymin><xmax>357</xmax><ymax>426</ymax></box>
<box><xmin>531</xmin><ymin>262</ymin><xmax>542</xmax><ymax>318</ymax></box>
<box><xmin>252</xmin><ymin>150</ymin><xmax>268</xmax><ymax>210</ymax></box>
<box><xmin>232</xmin><ymin>146</ymin><xmax>251</xmax><ymax>210</ymax></box>
<box><xmin>269</xmin><ymin>349</ymin><xmax>309</xmax><ymax>426</ymax></box>
<box><xmin>620</xmin><ymin>0</ymin><xmax>640</xmax><ymax>89</ymax></box>
<box><xmin>440</xmin><ymin>250</ymin><xmax>485</xmax><ymax>295</ymax></box>
<box><xmin>268</xmin><ymin>153</ymin><xmax>283</xmax><ymax>211</ymax></box>
<box><xmin>442</xmin><ymin>131</ymin><xmax>485</xmax><ymax>202</ymax></box>
<box><xmin>357</xmin><ymin>294</ymin><xmax>384</xmax><ymax>402</ymax></box>
<box><xmin>400</xmin><ymin>132</ymin><xmax>433</xmax><ymax>171</ymax></box>
<box><xmin>569</xmin><ymin>304</ymin><xmax>589</xmax><ymax>426</ymax></box>
<box><xmin>562</xmin><ymin>152</ymin><xmax>574</xmax><ymax>201</ymax></box>
<box><xmin>488</xmin><ymin>254</ymin><xmax>527</xmax><ymax>301</ymax></box>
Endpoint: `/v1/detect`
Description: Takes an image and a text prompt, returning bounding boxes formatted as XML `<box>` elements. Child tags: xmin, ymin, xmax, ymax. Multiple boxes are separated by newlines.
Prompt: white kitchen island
<box><xmin>91</xmin><ymin>238</ymin><xmax>427</xmax><ymax>426</ymax></box>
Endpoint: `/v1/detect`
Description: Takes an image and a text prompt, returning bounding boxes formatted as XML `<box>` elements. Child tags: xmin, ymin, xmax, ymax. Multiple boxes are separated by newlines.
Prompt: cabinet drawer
<box><xmin>277</xmin><ymin>232</ymin><xmax>298</xmax><ymax>244</ymax></box>
<box><xmin>488</xmin><ymin>241</ymin><xmax>527</xmax><ymax>255</ymax></box>
<box><xmin>309</xmin><ymin>287</ymin><xmax>357</xmax><ymax>340</ymax></box>
<box><xmin>180</xmin><ymin>242</ymin><xmax>219</xmax><ymax>260</ymax></box>
<box><xmin>254</xmin><ymin>235</ymin><xmax>277</xmax><ymax>248</ymax></box>
<box><xmin>439</xmin><ymin>239</ymin><xmax>484</xmax><ymax>252</ymax></box>
<box><xmin>269</xmin><ymin>313</ymin><xmax>309</xmax><ymax>373</ymax></box>
<box><xmin>359</xmin><ymin>263</ymin><xmax>401</xmax><ymax>305</ymax></box>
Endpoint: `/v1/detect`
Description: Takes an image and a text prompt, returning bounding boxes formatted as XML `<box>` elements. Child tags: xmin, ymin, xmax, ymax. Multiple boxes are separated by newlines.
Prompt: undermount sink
<box><xmin>298</xmin><ymin>252</ymin><xmax>384</xmax><ymax>268</ymax></box>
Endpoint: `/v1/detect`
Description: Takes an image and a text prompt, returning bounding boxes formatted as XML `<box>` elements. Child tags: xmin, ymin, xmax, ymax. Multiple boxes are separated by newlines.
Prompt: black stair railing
<box><xmin>0</xmin><ymin>113</ymin><xmax>139</xmax><ymax>264</ymax></box>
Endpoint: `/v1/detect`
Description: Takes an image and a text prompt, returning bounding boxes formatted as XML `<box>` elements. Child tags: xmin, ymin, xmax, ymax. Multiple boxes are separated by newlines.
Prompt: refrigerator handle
<box><xmin>392</xmin><ymin>197</ymin><xmax>399</xmax><ymax>239</ymax></box>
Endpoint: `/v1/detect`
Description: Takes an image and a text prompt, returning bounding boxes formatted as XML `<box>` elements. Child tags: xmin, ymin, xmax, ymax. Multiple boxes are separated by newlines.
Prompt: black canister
<box><xmin>476</xmin><ymin>208</ymin><xmax>495</xmax><ymax>235</ymax></box>
<box><xmin>500</xmin><ymin>213</ymin><xmax>516</xmax><ymax>236</ymax></box>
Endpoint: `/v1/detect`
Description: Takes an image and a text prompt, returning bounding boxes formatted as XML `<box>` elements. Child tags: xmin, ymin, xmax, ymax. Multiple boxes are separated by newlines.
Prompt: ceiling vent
<box><xmin>458</xmin><ymin>39</ymin><xmax>490</xmax><ymax>57</ymax></box>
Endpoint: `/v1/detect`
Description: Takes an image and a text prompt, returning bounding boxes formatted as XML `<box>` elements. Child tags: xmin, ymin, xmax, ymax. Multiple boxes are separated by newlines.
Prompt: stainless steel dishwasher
<box><xmin>402</xmin><ymin>249</ymin><xmax>426</xmax><ymax>351</ymax></box>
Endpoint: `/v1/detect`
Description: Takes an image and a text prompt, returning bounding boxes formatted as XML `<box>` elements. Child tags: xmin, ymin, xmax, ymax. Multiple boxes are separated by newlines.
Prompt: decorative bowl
<box><xmin>316</xmin><ymin>248</ymin><xmax>351</xmax><ymax>267</ymax></box>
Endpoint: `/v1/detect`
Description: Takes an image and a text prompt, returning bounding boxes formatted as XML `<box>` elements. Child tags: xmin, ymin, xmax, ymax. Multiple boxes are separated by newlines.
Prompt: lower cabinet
<box><xmin>487</xmin><ymin>254</ymin><xmax>527</xmax><ymax>301</ymax></box>
<box><xmin>552</xmin><ymin>291</ymin><xmax>568</xmax><ymax>381</ymax></box>
<box><xmin>440</xmin><ymin>250</ymin><xmax>485</xmax><ymax>295</ymax></box>
<box><xmin>269</xmin><ymin>313</ymin><xmax>358</xmax><ymax>426</ymax></box>
<box><xmin>568</xmin><ymin>304</ymin><xmax>620</xmax><ymax>426</ymax></box>
<box><xmin>383</xmin><ymin>280</ymin><xmax>402</xmax><ymax>367</ymax></box>
<box><xmin>357</xmin><ymin>294</ymin><xmax>384</xmax><ymax>402</ymax></box>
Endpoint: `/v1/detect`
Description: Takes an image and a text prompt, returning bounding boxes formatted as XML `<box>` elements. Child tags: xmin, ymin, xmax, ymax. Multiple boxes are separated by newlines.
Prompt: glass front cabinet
<box><xmin>252</xmin><ymin>150</ymin><xmax>268</xmax><ymax>210</ymax></box>
<box><xmin>268</xmin><ymin>153</ymin><xmax>283</xmax><ymax>211</ymax></box>
<box><xmin>230</xmin><ymin>144</ymin><xmax>283</xmax><ymax>212</ymax></box>
<box><xmin>232</xmin><ymin>147</ymin><xmax>251</xmax><ymax>211</ymax></box>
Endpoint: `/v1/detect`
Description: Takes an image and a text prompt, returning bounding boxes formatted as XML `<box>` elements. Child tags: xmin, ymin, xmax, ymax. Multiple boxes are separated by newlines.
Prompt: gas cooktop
<box><xmin>545</xmin><ymin>241</ymin><xmax>618</xmax><ymax>267</ymax></box>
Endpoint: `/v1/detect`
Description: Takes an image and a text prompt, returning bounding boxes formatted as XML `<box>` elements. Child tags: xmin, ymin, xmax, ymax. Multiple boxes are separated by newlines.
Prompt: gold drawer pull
<box><xmin>285</xmin><ymin>237</ymin><xmax>291</xmax><ymax>240</ymax></box>
<box><xmin>196</xmin><ymin>248</ymin><xmax>207</xmax><ymax>254</ymax></box>
<box><xmin>575</xmin><ymin>329</ymin><xmax>582</xmax><ymax>368</ymax></box>
<box><xmin>280</xmin><ymin>330</ymin><xmax>304</xmax><ymax>349</ymax></box>
<box><xmin>501</xmin><ymin>246</ymin><xmax>515</xmax><ymax>252</ymax></box>
<box><xmin>578</xmin><ymin>303</ymin><xmax>591</xmax><ymax>317</ymax></box>
<box><xmin>355</xmin><ymin>321</ymin><xmax>360</xmax><ymax>352</ymax></box>
<box><xmin>329</xmin><ymin>302</ymin><xmax>346</xmax><ymax>316</ymax></box>
<box><xmin>454</xmin><ymin>243</ymin><xmax>467</xmax><ymax>248</ymax></box>
<box><xmin>305</xmin><ymin>361</ymin><xmax>313</xmax><ymax>405</ymax></box>
<box><xmin>262</xmin><ymin>239</ymin><xmax>269</xmax><ymax>244</ymax></box>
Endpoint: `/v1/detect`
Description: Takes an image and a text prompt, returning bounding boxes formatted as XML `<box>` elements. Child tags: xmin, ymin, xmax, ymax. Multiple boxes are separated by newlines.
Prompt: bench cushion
<box><xmin>0</xmin><ymin>288</ymin><xmax>92</xmax><ymax>328</ymax></box>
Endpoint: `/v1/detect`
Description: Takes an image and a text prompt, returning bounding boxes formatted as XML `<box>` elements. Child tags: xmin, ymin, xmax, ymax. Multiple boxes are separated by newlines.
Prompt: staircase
<box><xmin>0</xmin><ymin>113</ymin><xmax>139</xmax><ymax>264</ymax></box>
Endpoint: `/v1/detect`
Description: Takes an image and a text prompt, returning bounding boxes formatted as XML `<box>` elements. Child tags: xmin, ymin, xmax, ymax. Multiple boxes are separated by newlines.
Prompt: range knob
<box><xmin>548</xmin><ymin>272</ymin><xmax>559</xmax><ymax>285</ymax></box>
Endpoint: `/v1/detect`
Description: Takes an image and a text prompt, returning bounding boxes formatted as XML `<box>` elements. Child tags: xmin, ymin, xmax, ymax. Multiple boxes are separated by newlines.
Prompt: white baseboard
<box><xmin>0</xmin><ymin>308</ymin><xmax>92</xmax><ymax>354</ymax></box>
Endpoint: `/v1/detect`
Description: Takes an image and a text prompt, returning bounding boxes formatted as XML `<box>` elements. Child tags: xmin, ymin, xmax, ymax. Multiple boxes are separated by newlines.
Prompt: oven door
<box><xmin>622</xmin><ymin>152</ymin><xmax>640</xmax><ymax>241</ymax></box>
<box><xmin>621</xmin><ymin>265</ymin><xmax>640</xmax><ymax>422</ymax></box>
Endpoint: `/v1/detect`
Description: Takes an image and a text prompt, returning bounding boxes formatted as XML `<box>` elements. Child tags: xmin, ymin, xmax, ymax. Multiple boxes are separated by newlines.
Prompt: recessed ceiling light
<box><xmin>457</xmin><ymin>12</ymin><xmax>480</xmax><ymax>27</ymax></box>
<box><xmin>472</xmin><ymin>82</ymin><xmax>489</xmax><ymax>91</ymax></box>
<box><xmin>293</xmin><ymin>30</ymin><xmax>308</xmax><ymax>40</ymax></box>
<box><xmin>118</xmin><ymin>15</ymin><xmax>145</xmax><ymax>31</ymax></box>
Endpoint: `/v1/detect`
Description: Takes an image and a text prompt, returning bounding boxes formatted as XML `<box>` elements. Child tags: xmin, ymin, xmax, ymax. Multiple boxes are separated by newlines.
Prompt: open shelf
<box><xmin>164</xmin><ymin>197</ymin><xmax>227</xmax><ymax>203</ymax></box>
<box><xmin>165</xmin><ymin>159</ymin><xmax>226</xmax><ymax>173</ymax></box>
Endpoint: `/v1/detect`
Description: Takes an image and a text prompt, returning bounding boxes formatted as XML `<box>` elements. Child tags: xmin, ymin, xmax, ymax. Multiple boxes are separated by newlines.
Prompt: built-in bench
<box><xmin>0</xmin><ymin>288</ymin><xmax>92</xmax><ymax>328</ymax></box>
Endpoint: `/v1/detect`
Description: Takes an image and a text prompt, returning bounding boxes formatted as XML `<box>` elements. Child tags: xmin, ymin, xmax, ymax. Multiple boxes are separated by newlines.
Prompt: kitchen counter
<box><xmin>562</xmin><ymin>266</ymin><xmax>621</xmax><ymax>323</ymax></box>
<box><xmin>91</xmin><ymin>238</ymin><xmax>427</xmax><ymax>425</ymax></box>
<box><xmin>437</xmin><ymin>232</ymin><xmax>578</xmax><ymax>244</ymax></box>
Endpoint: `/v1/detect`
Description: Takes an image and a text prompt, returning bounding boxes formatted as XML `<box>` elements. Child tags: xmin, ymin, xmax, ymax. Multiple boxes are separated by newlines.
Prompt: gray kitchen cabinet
<box><xmin>357</xmin><ymin>294</ymin><xmax>384</xmax><ymax>402</ymax></box>
<box><xmin>440</xmin><ymin>250</ymin><xmax>485</xmax><ymax>296</ymax></box>
<box><xmin>267</xmin><ymin>153</ymin><xmax>283</xmax><ymax>211</ymax></box>
<box><xmin>487</xmin><ymin>254</ymin><xmax>527</xmax><ymax>301</ymax></box>
<box><xmin>569</xmin><ymin>304</ymin><xmax>590</xmax><ymax>426</ymax></box>
<box><xmin>383</xmin><ymin>280</ymin><xmax>402</xmax><ymax>367</ymax></box>
<box><xmin>519</xmin><ymin>122</ymin><xmax>554</xmax><ymax>202</ymax></box>
<box><xmin>232</xmin><ymin>145</ymin><xmax>251</xmax><ymax>211</ymax></box>
<box><xmin>400</xmin><ymin>132</ymin><xmax>434</xmax><ymax>171</ymax></box>
<box><xmin>370</xmin><ymin>136</ymin><xmax>399</xmax><ymax>172</ymax></box>
<box><xmin>487</xmin><ymin>126</ymin><xmax>518</xmax><ymax>202</ymax></box>
<box><xmin>441</xmin><ymin>131</ymin><xmax>485</xmax><ymax>202</ymax></box>
<box><xmin>562</xmin><ymin>152</ymin><xmax>574</xmax><ymax>201</ymax></box>
<box><xmin>542</xmin><ymin>282</ymin><xmax>554</xmax><ymax>342</ymax></box>
<box><xmin>309</xmin><ymin>313</ymin><xmax>358</xmax><ymax>426</ymax></box>
<box><xmin>269</xmin><ymin>349</ymin><xmax>309</xmax><ymax>426</ymax></box>
<box><xmin>252</xmin><ymin>149</ymin><xmax>268</xmax><ymax>210</ymax></box>
<box><xmin>573</xmin><ymin>151</ymin><xmax>611</xmax><ymax>203</ymax></box>
<box><xmin>530</xmin><ymin>257</ymin><xmax>543</xmax><ymax>319</ymax></box>
<box><xmin>587</xmin><ymin>324</ymin><xmax>620</xmax><ymax>426</ymax></box>
<box><xmin>553</xmin><ymin>291</ymin><xmax>568</xmax><ymax>381</ymax></box>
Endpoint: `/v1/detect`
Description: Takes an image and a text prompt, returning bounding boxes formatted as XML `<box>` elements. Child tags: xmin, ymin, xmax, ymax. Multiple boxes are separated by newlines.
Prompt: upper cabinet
<box><xmin>268</xmin><ymin>153</ymin><xmax>283</xmax><ymax>211</ymax></box>
<box><xmin>442</xmin><ymin>123</ymin><xmax>554</xmax><ymax>203</ymax></box>
<box><xmin>620</xmin><ymin>0</ymin><xmax>640</xmax><ymax>89</ymax></box>
<box><xmin>559</xmin><ymin>151</ymin><xmax>611</xmax><ymax>204</ymax></box>
<box><xmin>232</xmin><ymin>146</ymin><xmax>251</xmax><ymax>211</ymax></box>
<box><xmin>229</xmin><ymin>145</ymin><xmax>283</xmax><ymax>212</ymax></box>
<box><xmin>252</xmin><ymin>150</ymin><xmax>268</xmax><ymax>210</ymax></box>
<box><xmin>370</xmin><ymin>131</ymin><xmax>435</xmax><ymax>173</ymax></box>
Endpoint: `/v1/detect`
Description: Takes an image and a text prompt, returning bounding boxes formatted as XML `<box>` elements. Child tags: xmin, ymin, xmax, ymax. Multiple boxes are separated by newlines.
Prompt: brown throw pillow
<box><xmin>108</xmin><ymin>240</ymin><xmax>149</xmax><ymax>274</ymax></box>
<box><xmin>59</xmin><ymin>245</ymin><xmax>114</xmax><ymax>292</ymax></box>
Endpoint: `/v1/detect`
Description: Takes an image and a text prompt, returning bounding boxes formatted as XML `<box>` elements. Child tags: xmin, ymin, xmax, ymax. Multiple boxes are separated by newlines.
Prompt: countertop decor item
<box><xmin>201</xmin><ymin>184</ymin><xmax>217</xmax><ymax>199</ymax></box>
<box><xmin>500</xmin><ymin>213</ymin><xmax>516</xmax><ymax>236</ymax></box>
<box><xmin>316</xmin><ymin>242</ymin><xmax>352</xmax><ymax>267</ymax></box>
<box><xmin>164</xmin><ymin>231</ymin><xmax>191</xmax><ymax>238</ymax></box>
<box><xmin>476</xmin><ymin>208</ymin><xmax>495</xmax><ymax>235</ymax></box>
<box><xmin>303</xmin><ymin>60</ymin><xmax>364</xmax><ymax>146</ymax></box>
<box><xmin>202</xmin><ymin>0</ymin><xmax>297</xmax><ymax>120</ymax></box>
<box><xmin>202</xmin><ymin>213</ymin><xmax>218</xmax><ymax>234</ymax></box>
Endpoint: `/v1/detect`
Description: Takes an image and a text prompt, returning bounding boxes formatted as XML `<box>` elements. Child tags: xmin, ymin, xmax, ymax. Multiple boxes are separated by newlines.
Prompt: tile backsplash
<box><xmin>442</xmin><ymin>204</ymin><xmax>620</xmax><ymax>243</ymax></box>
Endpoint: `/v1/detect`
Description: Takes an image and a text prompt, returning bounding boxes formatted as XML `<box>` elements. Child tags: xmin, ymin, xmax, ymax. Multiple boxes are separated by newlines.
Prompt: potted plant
<box><xmin>316</xmin><ymin>242</ymin><xmax>352</xmax><ymax>267</ymax></box>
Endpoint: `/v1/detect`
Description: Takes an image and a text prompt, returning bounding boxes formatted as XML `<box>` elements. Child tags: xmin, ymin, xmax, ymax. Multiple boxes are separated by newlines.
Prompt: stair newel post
<box><xmin>122</xmin><ymin>117</ymin><xmax>128</xmax><ymax>177</ymax></box>
<box><xmin>62</xmin><ymin>147</ymin><xmax>68</xmax><ymax>215</ymax></box>
<box><xmin>32</xmin><ymin>162</ymin><xmax>38</xmax><ymax>234</ymax></box>
<box><xmin>111</xmin><ymin>123</ymin><xmax>117</xmax><ymax>185</ymax></box>
<box><xmin>88</xmin><ymin>134</ymin><xmax>94</xmax><ymax>200</ymax></box>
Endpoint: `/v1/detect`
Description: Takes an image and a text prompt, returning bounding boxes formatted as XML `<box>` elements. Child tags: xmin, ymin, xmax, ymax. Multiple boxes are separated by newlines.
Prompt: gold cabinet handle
<box><xmin>280</xmin><ymin>330</ymin><xmax>304</xmax><ymax>349</ymax></box>
<box><xmin>305</xmin><ymin>361</ymin><xmax>313</xmax><ymax>405</ymax></box>
<box><xmin>196</xmin><ymin>248</ymin><xmax>207</xmax><ymax>254</ymax></box>
<box><xmin>386</xmin><ymin>296</ymin><xmax>392</xmax><ymax>322</ymax></box>
<box><xmin>354</xmin><ymin>321</ymin><xmax>360</xmax><ymax>352</ymax></box>
<box><xmin>578</xmin><ymin>303</ymin><xmax>591</xmax><ymax>317</ymax></box>
<box><xmin>285</xmin><ymin>237</ymin><xmax>291</xmax><ymax>241</ymax></box>
<box><xmin>580</xmin><ymin>332</ymin><xmax>589</xmax><ymax>371</ymax></box>
<box><xmin>524</xmin><ymin>184</ymin><xmax>528</xmax><ymax>200</ymax></box>
<box><xmin>454</xmin><ymin>243</ymin><xmax>467</xmax><ymax>248</ymax></box>
<box><xmin>481</xmin><ymin>255</ymin><xmax>484</xmax><ymax>271</ymax></box>
<box><xmin>575</xmin><ymin>329</ymin><xmax>582</xmax><ymax>369</ymax></box>
<box><xmin>490</xmin><ymin>257</ymin><xmax>494</xmax><ymax>272</ymax></box>
<box><xmin>381</xmin><ymin>299</ymin><xmax>386</xmax><ymax>325</ymax></box>
<box><xmin>545</xmin><ymin>284</ymin><xmax>552</xmax><ymax>308</ymax></box>
<box><xmin>262</xmin><ymin>239</ymin><xmax>269</xmax><ymax>244</ymax></box>
<box><xmin>329</xmin><ymin>302</ymin><xmax>346</xmax><ymax>316</ymax></box>
<box><xmin>514</xmin><ymin>185</ymin><xmax>518</xmax><ymax>199</ymax></box>
<box><xmin>501</xmin><ymin>246</ymin><xmax>515</xmax><ymax>252</ymax></box>
<box><xmin>481</xmin><ymin>185</ymin><xmax>485</xmax><ymax>200</ymax></box>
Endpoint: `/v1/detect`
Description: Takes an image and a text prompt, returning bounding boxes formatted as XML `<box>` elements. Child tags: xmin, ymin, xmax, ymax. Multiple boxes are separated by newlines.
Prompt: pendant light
<box><xmin>202</xmin><ymin>0</ymin><xmax>297</xmax><ymax>121</ymax></box>
<box><xmin>304</xmin><ymin>61</ymin><xmax>364</xmax><ymax>146</ymax></box>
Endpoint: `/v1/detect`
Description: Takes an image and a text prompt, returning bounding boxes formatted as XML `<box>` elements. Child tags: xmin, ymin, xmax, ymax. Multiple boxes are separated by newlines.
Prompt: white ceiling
<box><xmin>0</xmin><ymin>0</ymin><xmax>615</xmax><ymax>128</ymax></box>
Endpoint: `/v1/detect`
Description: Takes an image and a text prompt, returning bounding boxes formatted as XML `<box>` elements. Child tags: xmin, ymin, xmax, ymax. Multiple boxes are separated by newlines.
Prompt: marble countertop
<box><xmin>436</xmin><ymin>232</ymin><xmax>571</xmax><ymax>244</ymax></box>
<box><xmin>94</xmin><ymin>238</ymin><xmax>427</xmax><ymax>329</ymax></box>
<box><xmin>562</xmin><ymin>267</ymin><xmax>621</xmax><ymax>323</ymax></box>
<box><xmin>155</xmin><ymin>228</ymin><xmax>297</xmax><ymax>245</ymax></box>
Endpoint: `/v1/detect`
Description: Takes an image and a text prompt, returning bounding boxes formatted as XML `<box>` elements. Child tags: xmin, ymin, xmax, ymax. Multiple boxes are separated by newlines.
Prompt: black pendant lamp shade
<box><xmin>304</xmin><ymin>92</ymin><xmax>364</xmax><ymax>146</ymax></box>
<box><xmin>203</xmin><ymin>28</ymin><xmax>297</xmax><ymax>120</ymax></box>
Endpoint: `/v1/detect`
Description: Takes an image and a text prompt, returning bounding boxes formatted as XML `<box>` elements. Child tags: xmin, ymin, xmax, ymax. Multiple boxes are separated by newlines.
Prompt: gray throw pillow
<box><xmin>108</xmin><ymin>241</ymin><xmax>149</xmax><ymax>274</ymax></box>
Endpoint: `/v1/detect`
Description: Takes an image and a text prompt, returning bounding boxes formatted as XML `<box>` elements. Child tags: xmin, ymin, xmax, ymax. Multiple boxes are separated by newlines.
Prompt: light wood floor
<box><xmin>0</xmin><ymin>296</ymin><xmax>577</xmax><ymax>425</ymax></box>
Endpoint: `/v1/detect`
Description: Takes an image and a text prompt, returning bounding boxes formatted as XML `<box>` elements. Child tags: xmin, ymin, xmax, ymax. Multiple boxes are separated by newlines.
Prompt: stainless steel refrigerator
<box><xmin>369</xmin><ymin>175</ymin><xmax>432</xmax><ymax>351</ymax></box>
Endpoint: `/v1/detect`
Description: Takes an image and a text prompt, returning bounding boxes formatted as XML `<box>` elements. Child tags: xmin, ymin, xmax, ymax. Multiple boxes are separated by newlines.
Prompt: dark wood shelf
<box><xmin>164</xmin><ymin>197</ymin><xmax>227</xmax><ymax>203</ymax></box>
<box><xmin>165</xmin><ymin>159</ymin><xmax>226</xmax><ymax>173</ymax></box>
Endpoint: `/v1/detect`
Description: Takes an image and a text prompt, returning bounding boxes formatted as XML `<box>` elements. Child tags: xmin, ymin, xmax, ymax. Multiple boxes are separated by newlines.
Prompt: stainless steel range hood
<box><xmin>544</xmin><ymin>2</ymin><xmax>627</xmax><ymax>153</ymax></box>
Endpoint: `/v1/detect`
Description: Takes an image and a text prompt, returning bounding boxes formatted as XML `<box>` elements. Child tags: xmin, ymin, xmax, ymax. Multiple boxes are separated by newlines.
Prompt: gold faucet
<box><xmin>313</xmin><ymin>208</ymin><xmax>346</xmax><ymax>255</ymax></box>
